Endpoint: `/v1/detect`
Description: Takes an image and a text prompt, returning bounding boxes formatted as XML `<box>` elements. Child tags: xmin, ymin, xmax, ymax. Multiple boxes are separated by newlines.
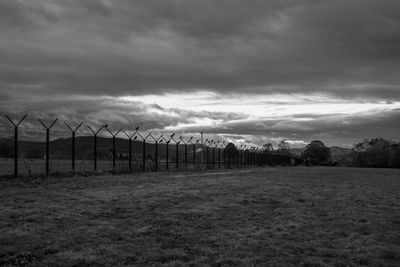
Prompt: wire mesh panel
<box><xmin>114</xmin><ymin>137</ymin><xmax>129</xmax><ymax>172</ymax></box>
<box><xmin>18</xmin><ymin>126</ymin><xmax>46</xmax><ymax>176</ymax></box>
<box><xmin>144</xmin><ymin>141</ymin><xmax>156</xmax><ymax>172</ymax></box>
<box><xmin>49</xmin><ymin>128</ymin><xmax>73</xmax><ymax>173</ymax></box>
<box><xmin>156</xmin><ymin>142</ymin><xmax>166</xmax><ymax>171</ymax></box>
<box><xmin>0</xmin><ymin>125</ymin><xmax>14</xmax><ymax>176</ymax></box>
<box><xmin>74</xmin><ymin>133</ymin><xmax>94</xmax><ymax>172</ymax></box>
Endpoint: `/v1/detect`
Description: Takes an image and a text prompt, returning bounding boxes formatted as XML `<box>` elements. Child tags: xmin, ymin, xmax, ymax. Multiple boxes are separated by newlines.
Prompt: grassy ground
<box><xmin>0</xmin><ymin>167</ymin><xmax>399</xmax><ymax>266</ymax></box>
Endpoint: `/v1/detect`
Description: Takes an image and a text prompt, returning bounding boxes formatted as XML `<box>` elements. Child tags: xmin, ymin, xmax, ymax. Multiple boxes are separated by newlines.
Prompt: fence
<box><xmin>0</xmin><ymin>115</ymin><xmax>300</xmax><ymax>177</ymax></box>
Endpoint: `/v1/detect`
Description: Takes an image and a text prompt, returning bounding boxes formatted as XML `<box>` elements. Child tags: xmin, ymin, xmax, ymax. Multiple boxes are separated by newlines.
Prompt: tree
<box><xmin>351</xmin><ymin>137</ymin><xmax>394</xmax><ymax>167</ymax></box>
<box><xmin>224</xmin><ymin>142</ymin><xmax>238</xmax><ymax>159</ymax></box>
<box><xmin>302</xmin><ymin>140</ymin><xmax>331</xmax><ymax>165</ymax></box>
<box><xmin>276</xmin><ymin>139</ymin><xmax>290</xmax><ymax>155</ymax></box>
<box><xmin>262</xmin><ymin>143</ymin><xmax>274</xmax><ymax>153</ymax></box>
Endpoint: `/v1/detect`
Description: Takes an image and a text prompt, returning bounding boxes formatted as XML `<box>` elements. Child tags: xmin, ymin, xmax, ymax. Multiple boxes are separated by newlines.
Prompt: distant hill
<box><xmin>289</xmin><ymin>147</ymin><xmax>305</xmax><ymax>156</ymax></box>
<box><xmin>1</xmin><ymin>136</ymin><xmax>199</xmax><ymax>160</ymax></box>
<box><xmin>1</xmin><ymin>137</ymin><xmax>353</xmax><ymax>165</ymax></box>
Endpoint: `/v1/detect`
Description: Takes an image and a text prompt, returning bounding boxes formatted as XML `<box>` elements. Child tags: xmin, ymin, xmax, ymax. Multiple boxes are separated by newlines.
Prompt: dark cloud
<box><xmin>1</xmin><ymin>0</ymin><xmax>400</xmax><ymax>146</ymax></box>
<box><xmin>1</xmin><ymin>0</ymin><xmax>399</xmax><ymax>98</ymax></box>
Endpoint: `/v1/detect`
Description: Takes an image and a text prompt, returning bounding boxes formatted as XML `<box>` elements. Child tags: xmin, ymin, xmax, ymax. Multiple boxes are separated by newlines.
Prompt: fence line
<box><xmin>0</xmin><ymin>115</ymin><xmax>300</xmax><ymax>177</ymax></box>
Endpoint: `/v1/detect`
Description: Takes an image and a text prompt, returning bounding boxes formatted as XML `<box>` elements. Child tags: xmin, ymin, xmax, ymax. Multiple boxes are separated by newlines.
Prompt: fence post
<box><xmin>106</xmin><ymin>128</ymin><xmax>122</xmax><ymax>170</ymax></box>
<box><xmin>250</xmin><ymin>149</ymin><xmax>253</xmax><ymax>167</ymax></box>
<box><xmin>122</xmin><ymin>129</ymin><xmax>138</xmax><ymax>172</ymax></box>
<box><xmin>154</xmin><ymin>135</ymin><xmax>163</xmax><ymax>172</ymax></box>
<box><xmin>155</xmin><ymin>141</ymin><xmax>158</xmax><ymax>171</ymax></box>
<box><xmin>176</xmin><ymin>141</ymin><xmax>179</xmax><ymax>170</ymax></box>
<box><xmin>38</xmin><ymin>118</ymin><xmax>58</xmax><ymax>176</ymax></box>
<box><xmin>65</xmin><ymin>122</ymin><xmax>83</xmax><ymax>172</ymax></box>
<box><xmin>223</xmin><ymin>148</ymin><xmax>226</xmax><ymax>169</ymax></box>
<box><xmin>248</xmin><ymin>150</ymin><xmax>251</xmax><ymax>167</ymax></box>
<box><xmin>236</xmin><ymin>150</ymin><xmax>239</xmax><ymax>168</ymax></box>
<box><xmin>188</xmin><ymin>137</ymin><xmax>196</xmax><ymax>168</ymax></box>
<box><xmin>185</xmin><ymin>137</ymin><xmax>192</xmax><ymax>169</ymax></box>
<box><xmin>212</xmin><ymin>145</ymin><xmax>215</xmax><ymax>169</ymax></box>
<box><xmin>184</xmin><ymin>138</ymin><xmax>189</xmax><ymax>168</ymax></box>
<box><xmin>5</xmin><ymin>114</ymin><xmax>27</xmax><ymax>178</ymax></box>
<box><xmin>185</xmin><ymin>143</ymin><xmax>188</xmax><ymax>167</ymax></box>
<box><xmin>218</xmin><ymin>147</ymin><xmax>221</xmax><ymax>169</ymax></box>
<box><xmin>240</xmin><ymin>149</ymin><xmax>243</xmax><ymax>168</ymax></box>
<box><xmin>166</xmin><ymin>141</ymin><xmax>170</xmax><ymax>171</ymax></box>
<box><xmin>177</xmin><ymin>136</ymin><xmax>183</xmax><ymax>170</ymax></box>
<box><xmin>227</xmin><ymin>149</ymin><xmax>230</xmax><ymax>169</ymax></box>
<box><xmin>87</xmin><ymin>124</ymin><xmax>108</xmax><ymax>172</ymax></box>
<box><xmin>142</xmin><ymin>140</ymin><xmax>145</xmax><ymax>171</ymax></box>
<box><xmin>134</xmin><ymin>131</ymin><xmax>151</xmax><ymax>172</ymax></box>
<box><xmin>200</xmin><ymin>132</ymin><xmax>204</xmax><ymax>171</ymax></box>
<box><xmin>129</xmin><ymin>138</ymin><xmax>132</xmax><ymax>170</ymax></box>
<box><xmin>94</xmin><ymin>133</ymin><xmax>97</xmax><ymax>170</ymax></box>
<box><xmin>193</xmin><ymin>143</ymin><xmax>196</xmax><ymax>167</ymax></box>
<box><xmin>206</xmin><ymin>140</ymin><xmax>209</xmax><ymax>169</ymax></box>
<box><xmin>257</xmin><ymin>150</ymin><xmax>259</xmax><ymax>167</ymax></box>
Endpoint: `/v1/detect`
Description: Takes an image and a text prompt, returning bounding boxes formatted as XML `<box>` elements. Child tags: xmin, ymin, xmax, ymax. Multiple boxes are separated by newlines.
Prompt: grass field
<box><xmin>1</xmin><ymin>167</ymin><xmax>399</xmax><ymax>266</ymax></box>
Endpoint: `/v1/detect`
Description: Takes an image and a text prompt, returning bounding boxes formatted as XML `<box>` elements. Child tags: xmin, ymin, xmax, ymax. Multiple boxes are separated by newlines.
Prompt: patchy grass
<box><xmin>0</xmin><ymin>167</ymin><xmax>399</xmax><ymax>266</ymax></box>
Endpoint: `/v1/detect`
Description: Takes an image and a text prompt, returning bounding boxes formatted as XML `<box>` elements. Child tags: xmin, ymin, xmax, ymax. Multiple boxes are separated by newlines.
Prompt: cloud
<box><xmin>1</xmin><ymin>0</ymin><xmax>399</xmax><ymax>97</ymax></box>
<box><xmin>1</xmin><ymin>0</ymin><xmax>400</xmax><ymax>146</ymax></box>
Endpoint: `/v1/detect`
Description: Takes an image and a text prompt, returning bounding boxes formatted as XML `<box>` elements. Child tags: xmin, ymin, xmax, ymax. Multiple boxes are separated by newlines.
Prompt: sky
<box><xmin>1</xmin><ymin>0</ymin><xmax>400</xmax><ymax>148</ymax></box>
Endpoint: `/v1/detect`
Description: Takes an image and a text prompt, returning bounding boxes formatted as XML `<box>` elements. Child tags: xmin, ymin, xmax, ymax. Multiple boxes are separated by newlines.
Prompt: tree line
<box><xmin>260</xmin><ymin>138</ymin><xmax>400</xmax><ymax>168</ymax></box>
<box><xmin>1</xmin><ymin>137</ymin><xmax>399</xmax><ymax>168</ymax></box>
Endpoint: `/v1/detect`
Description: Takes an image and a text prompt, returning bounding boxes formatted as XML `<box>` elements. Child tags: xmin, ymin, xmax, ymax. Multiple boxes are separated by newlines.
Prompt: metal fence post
<box><xmin>162</xmin><ymin>135</ymin><xmax>172</xmax><ymax>171</ymax></box>
<box><xmin>217</xmin><ymin>141</ymin><xmax>220</xmax><ymax>169</ymax></box>
<box><xmin>212</xmin><ymin>144</ymin><xmax>215</xmax><ymax>169</ymax></box>
<box><xmin>188</xmin><ymin>137</ymin><xmax>195</xmax><ymax>168</ymax></box>
<box><xmin>154</xmin><ymin>135</ymin><xmax>163</xmax><ymax>172</ymax></box>
<box><xmin>155</xmin><ymin>140</ymin><xmax>158</xmax><ymax>171</ymax></box>
<box><xmin>134</xmin><ymin>131</ymin><xmax>151</xmax><ymax>172</ymax></box>
<box><xmin>129</xmin><ymin>138</ymin><xmax>132</xmax><ymax>170</ymax></box>
<box><xmin>175</xmin><ymin>142</ymin><xmax>179</xmax><ymax>170</ymax></box>
<box><xmin>193</xmin><ymin>143</ymin><xmax>196</xmax><ymax>166</ymax></box>
<box><xmin>206</xmin><ymin>140</ymin><xmax>209</xmax><ymax>169</ymax></box>
<box><xmin>200</xmin><ymin>132</ymin><xmax>204</xmax><ymax>171</ymax></box>
<box><xmin>65</xmin><ymin>122</ymin><xmax>83</xmax><ymax>172</ymax></box>
<box><xmin>166</xmin><ymin>141</ymin><xmax>170</xmax><ymax>171</ymax></box>
<box><xmin>87</xmin><ymin>124</ymin><xmax>107</xmax><ymax>172</ymax></box>
<box><xmin>122</xmin><ymin>129</ymin><xmax>138</xmax><ymax>172</ymax></box>
<box><xmin>177</xmin><ymin>136</ymin><xmax>183</xmax><ymax>169</ymax></box>
<box><xmin>142</xmin><ymin>140</ymin><xmax>145</xmax><ymax>171</ymax></box>
<box><xmin>38</xmin><ymin>118</ymin><xmax>58</xmax><ymax>176</ymax></box>
<box><xmin>176</xmin><ymin>141</ymin><xmax>179</xmax><ymax>169</ymax></box>
<box><xmin>223</xmin><ymin>148</ymin><xmax>226</xmax><ymax>169</ymax></box>
<box><xmin>240</xmin><ymin>149</ymin><xmax>243</xmax><ymax>168</ymax></box>
<box><xmin>236</xmin><ymin>150</ymin><xmax>239</xmax><ymax>168</ymax></box>
<box><xmin>184</xmin><ymin>137</ymin><xmax>190</xmax><ymax>168</ymax></box>
<box><xmin>106</xmin><ymin>128</ymin><xmax>122</xmax><ymax>170</ymax></box>
<box><xmin>5</xmin><ymin>114</ymin><xmax>27</xmax><ymax>178</ymax></box>
<box><xmin>185</xmin><ymin>143</ymin><xmax>188</xmax><ymax>167</ymax></box>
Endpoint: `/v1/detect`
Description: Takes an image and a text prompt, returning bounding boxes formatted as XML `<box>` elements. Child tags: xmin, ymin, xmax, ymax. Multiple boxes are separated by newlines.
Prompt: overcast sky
<box><xmin>1</xmin><ymin>0</ymin><xmax>399</xmax><ymax>147</ymax></box>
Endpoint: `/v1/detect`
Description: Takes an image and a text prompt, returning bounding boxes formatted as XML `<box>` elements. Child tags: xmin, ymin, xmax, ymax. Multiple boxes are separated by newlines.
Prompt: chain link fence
<box><xmin>0</xmin><ymin>115</ymin><xmax>301</xmax><ymax>177</ymax></box>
